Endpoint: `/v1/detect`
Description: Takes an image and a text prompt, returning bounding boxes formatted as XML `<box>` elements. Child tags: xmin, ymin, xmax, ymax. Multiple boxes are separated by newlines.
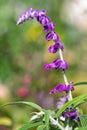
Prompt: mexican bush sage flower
<box><xmin>57</xmin><ymin>96</ymin><xmax>69</xmax><ymax>109</ymax></box>
<box><xmin>48</xmin><ymin>42</ymin><xmax>64</xmax><ymax>53</ymax></box>
<box><xmin>44</xmin><ymin>22</ymin><xmax>55</xmax><ymax>32</ymax></box>
<box><xmin>44</xmin><ymin>59</ymin><xmax>68</xmax><ymax>70</ymax></box>
<box><xmin>62</xmin><ymin>109</ymin><xmax>79</xmax><ymax>121</ymax></box>
<box><xmin>50</xmin><ymin>83</ymin><xmax>74</xmax><ymax>93</ymax></box>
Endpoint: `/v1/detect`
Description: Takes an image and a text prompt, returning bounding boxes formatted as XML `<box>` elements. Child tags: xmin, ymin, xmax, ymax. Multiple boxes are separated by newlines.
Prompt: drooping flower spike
<box><xmin>17</xmin><ymin>7</ymin><xmax>74</xmax><ymax>94</ymax></box>
<box><xmin>17</xmin><ymin>7</ymin><xmax>64</xmax><ymax>52</ymax></box>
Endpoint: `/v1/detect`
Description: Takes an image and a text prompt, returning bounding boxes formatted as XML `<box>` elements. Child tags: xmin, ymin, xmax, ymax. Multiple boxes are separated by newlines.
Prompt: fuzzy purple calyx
<box><xmin>46</xmin><ymin>32</ymin><xmax>59</xmax><ymax>42</ymax></box>
<box><xmin>44</xmin><ymin>59</ymin><xmax>68</xmax><ymax>70</ymax></box>
<box><xmin>48</xmin><ymin>42</ymin><xmax>64</xmax><ymax>53</ymax></box>
<box><xmin>50</xmin><ymin>82</ymin><xmax>74</xmax><ymax>94</ymax></box>
<box><xmin>57</xmin><ymin>96</ymin><xmax>69</xmax><ymax>109</ymax></box>
<box><xmin>62</xmin><ymin>109</ymin><xmax>79</xmax><ymax>120</ymax></box>
<box><xmin>44</xmin><ymin>22</ymin><xmax>55</xmax><ymax>32</ymax></box>
<box><xmin>37</xmin><ymin>16</ymin><xmax>50</xmax><ymax>26</ymax></box>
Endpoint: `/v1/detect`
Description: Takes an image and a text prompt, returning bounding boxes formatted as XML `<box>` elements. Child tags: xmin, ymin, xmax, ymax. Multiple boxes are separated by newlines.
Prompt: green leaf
<box><xmin>77</xmin><ymin>126</ymin><xmax>87</xmax><ymax>130</ymax></box>
<box><xmin>80</xmin><ymin>115</ymin><xmax>87</xmax><ymax>127</ymax></box>
<box><xmin>74</xmin><ymin>82</ymin><xmax>87</xmax><ymax>86</ymax></box>
<box><xmin>44</xmin><ymin>110</ymin><xmax>51</xmax><ymax>130</ymax></box>
<box><xmin>56</xmin><ymin>94</ymin><xmax>87</xmax><ymax>117</ymax></box>
<box><xmin>18</xmin><ymin>121</ymin><xmax>43</xmax><ymax>130</ymax></box>
<box><xmin>37</xmin><ymin>125</ymin><xmax>46</xmax><ymax>130</ymax></box>
<box><xmin>49</xmin><ymin>125</ymin><xmax>61</xmax><ymax>130</ymax></box>
<box><xmin>0</xmin><ymin>101</ymin><xmax>43</xmax><ymax>111</ymax></box>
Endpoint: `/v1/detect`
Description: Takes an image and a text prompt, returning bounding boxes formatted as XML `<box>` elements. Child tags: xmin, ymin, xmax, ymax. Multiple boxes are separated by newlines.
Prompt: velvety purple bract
<box><xmin>52</xmin><ymin>32</ymin><xmax>59</xmax><ymax>41</ymax></box>
<box><xmin>44</xmin><ymin>63</ymin><xmax>54</xmax><ymax>70</ymax></box>
<box><xmin>50</xmin><ymin>88</ymin><xmax>56</xmax><ymax>94</ymax></box>
<box><xmin>57</xmin><ymin>96</ymin><xmax>68</xmax><ymax>109</ymax></box>
<box><xmin>46</xmin><ymin>32</ymin><xmax>54</xmax><ymax>41</ymax></box>
<box><xmin>50</xmin><ymin>82</ymin><xmax>74</xmax><ymax>94</ymax></box>
<box><xmin>48</xmin><ymin>43</ymin><xmax>64</xmax><ymax>53</ymax></box>
<box><xmin>38</xmin><ymin>9</ymin><xmax>46</xmax><ymax>17</ymax></box>
<box><xmin>56</xmin><ymin>40</ymin><xmax>64</xmax><ymax>50</ymax></box>
<box><xmin>63</xmin><ymin>109</ymin><xmax>78</xmax><ymax>120</ymax></box>
<box><xmin>44</xmin><ymin>59</ymin><xmax>68</xmax><ymax>70</ymax></box>
<box><xmin>44</xmin><ymin>22</ymin><xmax>55</xmax><ymax>32</ymax></box>
<box><xmin>60</xmin><ymin>60</ymin><xmax>68</xmax><ymax>70</ymax></box>
<box><xmin>48</xmin><ymin>43</ymin><xmax>60</xmax><ymax>53</ymax></box>
<box><xmin>41</xmin><ymin>16</ymin><xmax>50</xmax><ymax>26</ymax></box>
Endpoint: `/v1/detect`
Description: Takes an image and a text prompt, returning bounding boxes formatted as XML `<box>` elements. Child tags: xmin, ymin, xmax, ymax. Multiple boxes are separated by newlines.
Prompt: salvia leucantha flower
<box><xmin>50</xmin><ymin>82</ymin><xmax>74</xmax><ymax>93</ymax></box>
<box><xmin>44</xmin><ymin>59</ymin><xmax>68</xmax><ymax>70</ymax></box>
<box><xmin>62</xmin><ymin>108</ymin><xmax>79</xmax><ymax>121</ymax></box>
<box><xmin>57</xmin><ymin>96</ymin><xmax>69</xmax><ymax>109</ymax></box>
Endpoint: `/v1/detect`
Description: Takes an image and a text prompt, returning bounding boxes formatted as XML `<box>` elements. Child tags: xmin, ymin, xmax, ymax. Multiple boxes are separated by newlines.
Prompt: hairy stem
<box><xmin>58</xmin><ymin>49</ymin><xmax>72</xmax><ymax>101</ymax></box>
<box><xmin>50</xmin><ymin>116</ymin><xmax>64</xmax><ymax>130</ymax></box>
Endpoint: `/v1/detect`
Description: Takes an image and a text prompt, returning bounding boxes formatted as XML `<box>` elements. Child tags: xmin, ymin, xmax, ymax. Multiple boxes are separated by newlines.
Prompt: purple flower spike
<box><xmin>17</xmin><ymin>11</ymin><xmax>29</xmax><ymax>25</ymax></box>
<box><xmin>17</xmin><ymin>8</ymin><xmax>38</xmax><ymax>25</ymax></box>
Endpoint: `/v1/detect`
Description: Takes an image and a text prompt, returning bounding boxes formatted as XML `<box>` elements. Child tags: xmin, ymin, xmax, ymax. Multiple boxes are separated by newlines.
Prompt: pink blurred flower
<box><xmin>23</xmin><ymin>75</ymin><xmax>32</xmax><ymax>85</ymax></box>
<box><xmin>16</xmin><ymin>87</ymin><xmax>29</xmax><ymax>97</ymax></box>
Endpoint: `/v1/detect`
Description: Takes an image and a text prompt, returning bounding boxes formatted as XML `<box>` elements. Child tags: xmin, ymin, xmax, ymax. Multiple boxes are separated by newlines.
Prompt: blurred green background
<box><xmin>0</xmin><ymin>0</ymin><xmax>87</xmax><ymax>129</ymax></box>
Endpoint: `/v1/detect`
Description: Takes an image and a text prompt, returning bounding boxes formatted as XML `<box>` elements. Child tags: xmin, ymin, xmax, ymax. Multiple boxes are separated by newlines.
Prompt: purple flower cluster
<box><xmin>17</xmin><ymin>7</ymin><xmax>64</xmax><ymax>53</ymax></box>
<box><xmin>62</xmin><ymin>108</ymin><xmax>79</xmax><ymax>120</ymax></box>
<box><xmin>50</xmin><ymin>82</ymin><xmax>74</xmax><ymax>94</ymax></box>
<box><xmin>44</xmin><ymin>59</ymin><xmax>68</xmax><ymax>70</ymax></box>
<box><xmin>17</xmin><ymin>7</ymin><xmax>74</xmax><ymax>95</ymax></box>
<box><xmin>57</xmin><ymin>96</ymin><xmax>69</xmax><ymax>109</ymax></box>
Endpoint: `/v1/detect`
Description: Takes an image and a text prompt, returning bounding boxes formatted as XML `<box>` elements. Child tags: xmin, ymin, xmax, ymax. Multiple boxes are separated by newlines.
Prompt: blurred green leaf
<box><xmin>44</xmin><ymin>110</ymin><xmax>51</xmax><ymax>130</ymax></box>
<box><xmin>77</xmin><ymin>127</ymin><xmax>87</xmax><ymax>130</ymax></box>
<box><xmin>74</xmin><ymin>82</ymin><xmax>87</xmax><ymax>86</ymax></box>
<box><xmin>80</xmin><ymin>115</ymin><xmax>87</xmax><ymax>127</ymax></box>
<box><xmin>37</xmin><ymin>125</ymin><xmax>46</xmax><ymax>130</ymax></box>
<box><xmin>0</xmin><ymin>101</ymin><xmax>43</xmax><ymax>112</ymax></box>
<box><xmin>18</xmin><ymin>121</ymin><xmax>43</xmax><ymax>130</ymax></box>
